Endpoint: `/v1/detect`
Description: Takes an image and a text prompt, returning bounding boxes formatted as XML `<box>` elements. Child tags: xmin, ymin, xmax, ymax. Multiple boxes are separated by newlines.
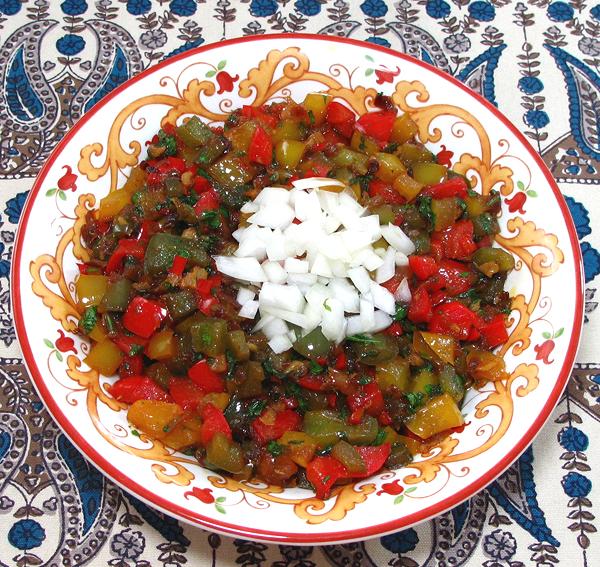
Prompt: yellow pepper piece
<box><xmin>121</xmin><ymin>166</ymin><xmax>147</xmax><ymax>194</ymax></box>
<box><xmin>374</xmin><ymin>152</ymin><xmax>407</xmax><ymax>183</ymax></box>
<box><xmin>350</xmin><ymin>130</ymin><xmax>379</xmax><ymax>156</ymax></box>
<box><xmin>84</xmin><ymin>339</ymin><xmax>123</xmax><ymax>376</ymax></box>
<box><xmin>201</xmin><ymin>392</ymin><xmax>230</xmax><ymax>411</ymax></box>
<box><xmin>406</xmin><ymin>393</ymin><xmax>464</xmax><ymax>439</ymax></box>
<box><xmin>275</xmin><ymin>140</ymin><xmax>306</xmax><ymax>169</ymax></box>
<box><xmin>163</xmin><ymin>417</ymin><xmax>202</xmax><ymax>450</ymax></box>
<box><xmin>271</xmin><ymin>119</ymin><xmax>304</xmax><ymax>144</ymax></box>
<box><xmin>96</xmin><ymin>190</ymin><xmax>132</xmax><ymax>221</ymax></box>
<box><xmin>413</xmin><ymin>331</ymin><xmax>457</xmax><ymax>365</ymax></box>
<box><xmin>88</xmin><ymin>323</ymin><xmax>107</xmax><ymax>343</ymax></box>
<box><xmin>302</xmin><ymin>93</ymin><xmax>329</xmax><ymax>126</ymax></box>
<box><xmin>128</xmin><ymin>400</ymin><xmax>182</xmax><ymax>440</ymax></box>
<box><xmin>146</xmin><ymin>329</ymin><xmax>176</xmax><ymax>361</ymax></box>
<box><xmin>390</xmin><ymin>113</ymin><xmax>418</xmax><ymax>144</ymax></box>
<box><xmin>279</xmin><ymin>431</ymin><xmax>317</xmax><ymax>468</ymax></box>
<box><xmin>376</xmin><ymin>357</ymin><xmax>410</xmax><ymax>392</ymax></box>
<box><xmin>392</xmin><ymin>173</ymin><xmax>423</xmax><ymax>202</ymax></box>
<box><xmin>76</xmin><ymin>274</ymin><xmax>108</xmax><ymax>308</ymax></box>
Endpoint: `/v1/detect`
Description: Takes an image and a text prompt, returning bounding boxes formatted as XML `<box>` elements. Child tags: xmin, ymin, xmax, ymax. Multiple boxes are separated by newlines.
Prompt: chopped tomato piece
<box><xmin>306</xmin><ymin>456</ymin><xmax>348</xmax><ymax>500</ymax></box>
<box><xmin>479</xmin><ymin>314</ymin><xmax>509</xmax><ymax>348</ymax></box>
<box><xmin>122</xmin><ymin>297</ymin><xmax>167</xmax><ymax>339</ymax></box>
<box><xmin>109</xmin><ymin>376</ymin><xmax>171</xmax><ymax>404</ymax></box>
<box><xmin>169</xmin><ymin>378</ymin><xmax>205</xmax><ymax>412</ymax></box>
<box><xmin>188</xmin><ymin>360</ymin><xmax>225</xmax><ymax>393</ymax></box>
<box><xmin>248</xmin><ymin>125</ymin><xmax>273</xmax><ymax>166</ymax></box>
<box><xmin>356</xmin><ymin>111</ymin><xmax>396</xmax><ymax>143</ymax></box>
<box><xmin>409</xmin><ymin>255</ymin><xmax>438</xmax><ymax>280</ymax></box>
<box><xmin>200</xmin><ymin>403</ymin><xmax>232</xmax><ymax>446</ymax></box>
<box><xmin>251</xmin><ymin>409</ymin><xmax>302</xmax><ymax>444</ymax></box>
<box><xmin>428</xmin><ymin>301</ymin><xmax>482</xmax><ymax>341</ymax></box>
<box><xmin>408</xmin><ymin>287</ymin><xmax>432</xmax><ymax>323</ymax></box>
<box><xmin>194</xmin><ymin>190</ymin><xmax>220</xmax><ymax>213</ymax></box>
<box><xmin>420</xmin><ymin>177</ymin><xmax>467</xmax><ymax>199</ymax></box>
<box><xmin>369</xmin><ymin>179</ymin><xmax>404</xmax><ymax>205</ymax></box>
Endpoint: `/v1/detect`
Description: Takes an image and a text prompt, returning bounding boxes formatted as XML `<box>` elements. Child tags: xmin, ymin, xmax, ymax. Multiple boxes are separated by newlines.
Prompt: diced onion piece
<box><xmin>381</xmin><ymin>223</ymin><xmax>416</xmax><ymax>255</ymax></box>
<box><xmin>284</xmin><ymin>257</ymin><xmax>309</xmax><ymax>273</ymax></box>
<box><xmin>248</xmin><ymin>203</ymin><xmax>295</xmax><ymax>230</ymax></box>
<box><xmin>262</xmin><ymin>317</ymin><xmax>288</xmax><ymax>339</ymax></box>
<box><xmin>347</xmin><ymin>266</ymin><xmax>371</xmax><ymax>295</ymax></box>
<box><xmin>310</xmin><ymin>253</ymin><xmax>333</xmax><ymax>277</ymax></box>
<box><xmin>395</xmin><ymin>251</ymin><xmax>409</xmax><ymax>267</ymax></box>
<box><xmin>259</xmin><ymin>282</ymin><xmax>305</xmax><ymax>313</ymax></box>
<box><xmin>240</xmin><ymin>201</ymin><xmax>259</xmax><ymax>214</ymax></box>
<box><xmin>253</xmin><ymin>186</ymin><xmax>291</xmax><ymax>206</ymax></box>
<box><xmin>346</xmin><ymin>314</ymin><xmax>364</xmax><ymax>336</ymax></box>
<box><xmin>214</xmin><ymin>256</ymin><xmax>267</xmax><ymax>282</ymax></box>
<box><xmin>376</xmin><ymin>246</ymin><xmax>396</xmax><ymax>284</ymax></box>
<box><xmin>394</xmin><ymin>277</ymin><xmax>412</xmax><ymax>303</ymax></box>
<box><xmin>291</xmin><ymin>177</ymin><xmax>345</xmax><ymax>191</ymax></box>
<box><xmin>321</xmin><ymin>298</ymin><xmax>346</xmax><ymax>342</ymax></box>
<box><xmin>370</xmin><ymin>281</ymin><xmax>396</xmax><ymax>315</ymax></box>
<box><xmin>359</xmin><ymin>296</ymin><xmax>375</xmax><ymax>331</ymax></box>
<box><xmin>262</xmin><ymin>260</ymin><xmax>288</xmax><ymax>284</ymax></box>
<box><xmin>239</xmin><ymin>300</ymin><xmax>259</xmax><ymax>319</ymax></box>
<box><xmin>235</xmin><ymin>238</ymin><xmax>266</xmax><ymax>260</ymax></box>
<box><xmin>269</xmin><ymin>334</ymin><xmax>293</xmax><ymax>354</ymax></box>
<box><xmin>372</xmin><ymin>310</ymin><xmax>393</xmax><ymax>333</ymax></box>
<box><xmin>236</xmin><ymin>287</ymin><xmax>255</xmax><ymax>305</ymax></box>
<box><xmin>262</xmin><ymin>306</ymin><xmax>308</xmax><ymax>328</ymax></box>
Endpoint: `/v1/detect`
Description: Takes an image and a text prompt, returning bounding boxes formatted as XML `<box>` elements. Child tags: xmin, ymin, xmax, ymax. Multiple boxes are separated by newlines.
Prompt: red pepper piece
<box><xmin>105</xmin><ymin>238</ymin><xmax>146</xmax><ymax>274</ymax></box>
<box><xmin>368</xmin><ymin>179</ymin><xmax>405</xmax><ymax>205</ymax></box>
<box><xmin>356</xmin><ymin>111</ymin><xmax>396</xmax><ymax>143</ymax></box>
<box><xmin>381</xmin><ymin>273</ymin><xmax>403</xmax><ymax>294</ymax></box>
<box><xmin>325</xmin><ymin>101</ymin><xmax>356</xmax><ymax>127</ymax></box>
<box><xmin>384</xmin><ymin>322</ymin><xmax>403</xmax><ymax>337</ymax></box>
<box><xmin>198</xmin><ymin>297</ymin><xmax>218</xmax><ymax>316</ymax></box>
<box><xmin>420</xmin><ymin>177</ymin><xmax>467</xmax><ymax>199</ymax></box>
<box><xmin>113</xmin><ymin>334</ymin><xmax>148</xmax><ymax>355</ymax></box>
<box><xmin>378</xmin><ymin>411</ymin><xmax>392</xmax><ymax>426</ymax></box>
<box><xmin>327</xmin><ymin>393</ymin><xmax>337</xmax><ymax>409</ymax></box>
<box><xmin>194</xmin><ymin>190</ymin><xmax>220</xmax><ymax>214</ymax></box>
<box><xmin>303</xmin><ymin>163</ymin><xmax>332</xmax><ymax>178</ymax></box>
<box><xmin>118</xmin><ymin>354</ymin><xmax>144</xmax><ymax>379</ymax></box>
<box><xmin>157</xmin><ymin>156</ymin><xmax>187</xmax><ymax>174</ymax></box>
<box><xmin>479</xmin><ymin>313</ymin><xmax>509</xmax><ymax>348</ymax></box>
<box><xmin>251</xmin><ymin>409</ymin><xmax>302</xmax><ymax>444</ymax></box>
<box><xmin>426</xmin><ymin>259</ymin><xmax>473</xmax><ymax>297</ymax></box>
<box><xmin>188</xmin><ymin>360</ymin><xmax>225</xmax><ymax>393</ymax></box>
<box><xmin>347</xmin><ymin>381</ymin><xmax>385</xmax><ymax>417</ymax></box>
<box><xmin>334</xmin><ymin>352</ymin><xmax>347</xmax><ymax>370</ymax></box>
<box><xmin>200</xmin><ymin>403</ymin><xmax>232</xmax><ymax>446</ymax></box>
<box><xmin>436</xmin><ymin>220</ymin><xmax>477</xmax><ymax>261</ymax></box>
<box><xmin>248</xmin><ymin>125</ymin><xmax>273</xmax><ymax>166</ymax></box>
<box><xmin>109</xmin><ymin>376</ymin><xmax>171</xmax><ymax>404</ymax></box>
<box><xmin>298</xmin><ymin>375</ymin><xmax>327</xmax><ymax>391</ymax></box>
<box><xmin>428</xmin><ymin>301</ymin><xmax>482</xmax><ymax>341</ymax></box>
<box><xmin>196</xmin><ymin>275</ymin><xmax>222</xmax><ymax>299</ymax></box>
<box><xmin>123</xmin><ymin>297</ymin><xmax>167</xmax><ymax>339</ymax></box>
<box><xmin>408</xmin><ymin>287</ymin><xmax>433</xmax><ymax>323</ymax></box>
<box><xmin>306</xmin><ymin>456</ymin><xmax>348</xmax><ymax>500</ymax></box>
<box><xmin>193</xmin><ymin>176</ymin><xmax>211</xmax><ymax>194</ymax></box>
<box><xmin>241</xmin><ymin>105</ymin><xmax>278</xmax><ymax>128</ymax></box>
<box><xmin>169</xmin><ymin>378</ymin><xmax>205</xmax><ymax>412</ymax></box>
<box><xmin>169</xmin><ymin>255</ymin><xmax>187</xmax><ymax>277</ymax></box>
<box><xmin>409</xmin><ymin>255</ymin><xmax>438</xmax><ymax>280</ymax></box>
<box><xmin>351</xmin><ymin>444</ymin><xmax>391</xmax><ymax>478</ymax></box>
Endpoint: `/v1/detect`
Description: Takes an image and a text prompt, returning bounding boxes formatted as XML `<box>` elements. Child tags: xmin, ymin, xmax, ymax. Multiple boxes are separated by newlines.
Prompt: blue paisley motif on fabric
<box><xmin>0</xmin><ymin>430</ymin><xmax>10</xmax><ymax>461</ymax></box>
<box><xmin>57</xmin><ymin>434</ymin><xmax>105</xmax><ymax>534</ymax></box>
<box><xmin>487</xmin><ymin>447</ymin><xmax>560</xmax><ymax>546</ymax></box>
<box><xmin>6</xmin><ymin>48</ymin><xmax>44</xmax><ymax>121</ymax></box>
<box><xmin>457</xmin><ymin>45</ymin><xmax>506</xmax><ymax>106</ymax></box>
<box><xmin>84</xmin><ymin>46</ymin><xmax>129</xmax><ymax>113</ymax></box>
<box><xmin>545</xmin><ymin>46</ymin><xmax>600</xmax><ymax>161</ymax></box>
<box><xmin>565</xmin><ymin>196</ymin><xmax>592</xmax><ymax>240</ymax></box>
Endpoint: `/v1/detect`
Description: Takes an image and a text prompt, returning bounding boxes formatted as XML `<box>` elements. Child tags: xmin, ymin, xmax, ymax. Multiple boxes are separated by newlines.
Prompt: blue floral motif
<box><xmin>381</xmin><ymin>528</ymin><xmax>419</xmax><ymax>554</ymax></box>
<box><xmin>582</xmin><ymin>242</ymin><xmax>600</xmax><ymax>283</ymax></box>
<box><xmin>170</xmin><ymin>0</ymin><xmax>196</xmax><ymax>17</ymax></box>
<box><xmin>360</xmin><ymin>0</ymin><xmax>388</xmax><ymax>18</ymax></box>
<box><xmin>468</xmin><ymin>1</ymin><xmax>495</xmax><ymax>22</ymax></box>
<box><xmin>0</xmin><ymin>243</ymin><xmax>10</xmax><ymax>278</ymax></box>
<box><xmin>111</xmin><ymin>529</ymin><xmax>145</xmax><ymax>560</ymax></box>
<box><xmin>547</xmin><ymin>2</ymin><xmax>575</xmax><ymax>22</ymax></box>
<box><xmin>565</xmin><ymin>196</ymin><xmax>592</xmax><ymax>240</ymax></box>
<box><xmin>366</xmin><ymin>36</ymin><xmax>391</xmax><ymax>48</ymax></box>
<box><xmin>524</xmin><ymin>109</ymin><xmax>550</xmax><ymax>128</ymax></box>
<box><xmin>559</xmin><ymin>426</ymin><xmax>589</xmax><ymax>452</ymax></box>
<box><xmin>8</xmin><ymin>519</ymin><xmax>45</xmax><ymax>550</ymax></box>
<box><xmin>60</xmin><ymin>0</ymin><xmax>88</xmax><ymax>16</ymax></box>
<box><xmin>561</xmin><ymin>472</ymin><xmax>592</xmax><ymax>497</ymax></box>
<box><xmin>425</xmin><ymin>0</ymin><xmax>450</xmax><ymax>19</ymax></box>
<box><xmin>444</xmin><ymin>33</ymin><xmax>471</xmax><ymax>53</ymax></box>
<box><xmin>0</xmin><ymin>0</ymin><xmax>21</xmax><ymax>15</ymax></box>
<box><xmin>250</xmin><ymin>0</ymin><xmax>277</xmax><ymax>17</ymax></box>
<box><xmin>56</xmin><ymin>34</ymin><xmax>86</xmax><ymax>56</ymax></box>
<box><xmin>591</xmin><ymin>4</ymin><xmax>600</xmax><ymax>20</ymax></box>
<box><xmin>295</xmin><ymin>0</ymin><xmax>321</xmax><ymax>16</ymax></box>
<box><xmin>4</xmin><ymin>192</ymin><xmax>28</xmax><ymax>224</ymax></box>
<box><xmin>518</xmin><ymin>76</ymin><xmax>543</xmax><ymax>94</ymax></box>
<box><xmin>126</xmin><ymin>0</ymin><xmax>151</xmax><ymax>15</ymax></box>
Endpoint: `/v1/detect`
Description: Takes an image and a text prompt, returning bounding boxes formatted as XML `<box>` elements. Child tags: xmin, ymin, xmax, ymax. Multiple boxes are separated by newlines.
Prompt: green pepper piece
<box><xmin>396</xmin><ymin>143</ymin><xmax>434</xmax><ymax>165</ymax></box>
<box><xmin>430</xmin><ymin>198</ymin><xmax>462</xmax><ymax>231</ymax></box>
<box><xmin>473</xmin><ymin>213</ymin><xmax>500</xmax><ymax>239</ymax></box>
<box><xmin>226</xmin><ymin>329</ymin><xmax>250</xmax><ymax>361</ymax></box>
<box><xmin>165</xmin><ymin>333</ymin><xmax>194</xmax><ymax>375</ymax></box>
<box><xmin>333</xmin><ymin>147</ymin><xmax>369</xmax><ymax>175</ymax></box>
<box><xmin>206</xmin><ymin>433</ymin><xmax>246</xmax><ymax>473</ymax></box>
<box><xmin>164</xmin><ymin>177</ymin><xmax>184</xmax><ymax>197</ymax></box>
<box><xmin>147</xmin><ymin>362</ymin><xmax>171</xmax><ymax>389</ymax></box>
<box><xmin>98</xmin><ymin>278</ymin><xmax>132</xmax><ymax>313</ymax></box>
<box><xmin>302</xmin><ymin>410</ymin><xmax>348</xmax><ymax>447</ymax></box>
<box><xmin>346</xmin><ymin>415</ymin><xmax>379</xmax><ymax>445</ymax></box>
<box><xmin>386</xmin><ymin>442</ymin><xmax>413</xmax><ymax>469</ymax></box>
<box><xmin>371</xmin><ymin>204</ymin><xmax>395</xmax><ymax>225</ymax></box>
<box><xmin>208</xmin><ymin>155</ymin><xmax>256</xmax><ymax>190</ymax></box>
<box><xmin>197</xmin><ymin>135</ymin><xmax>229</xmax><ymax>166</ymax></box>
<box><xmin>293</xmin><ymin>328</ymin><xmax>331</xmax><ymax>361</ymax></box>
<box><xmin>144</xmin><ymin>233</ymin><xmax>209</xmax><ymax>276</ymax></box>
<box><xmin>331</xmin><ymin>441</ymin><xmax>366</xmax><ymax>474</ymax></box>
<box><xmin>439</xmin><ymin>364</ymin><xmax>465</xmax><ymax>403</ymax></box>
<box><xmin>165</xmin><ymin>289</ymin><xmax>198</xmax><ymax>322</ymax></box>
<box><xmin>177</xmin><ymin>116</ymin><xmax>214</xmax><ymax>148</ymax></box>
<box><xmin>190</xmin><ymin>318</ymin><xmax>227</xmax><ymax>357</ymax></box>
<box><xmin>351</xmin><ymin>334</ymin><xmax>398</xmax><ymax>366</ymax></box>
<box><xmin>473</xmin><ymin>247</ymin><xmax>515</xmax><ymax>273</ymax></box>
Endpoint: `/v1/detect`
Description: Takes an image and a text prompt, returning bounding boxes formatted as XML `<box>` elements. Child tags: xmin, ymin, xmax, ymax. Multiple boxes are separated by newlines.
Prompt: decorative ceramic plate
<box><xmin>12</xmin><ymin>34</ymin><xmax>584</xmax><ymax>544</ymax></box>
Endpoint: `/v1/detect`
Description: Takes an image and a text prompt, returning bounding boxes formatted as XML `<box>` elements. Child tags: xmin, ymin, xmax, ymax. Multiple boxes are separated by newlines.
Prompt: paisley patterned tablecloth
<box><xmin>1</xmin><ymin>1</ymin><xmax>599</xmax><ymax>565</ymax></box>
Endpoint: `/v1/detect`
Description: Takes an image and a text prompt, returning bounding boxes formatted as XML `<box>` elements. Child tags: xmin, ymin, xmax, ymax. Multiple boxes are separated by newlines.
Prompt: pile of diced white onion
<box><xmin>213</xmin><ymin>178</ymin><xmax>415</xmax><ymax>354</ymax></box>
